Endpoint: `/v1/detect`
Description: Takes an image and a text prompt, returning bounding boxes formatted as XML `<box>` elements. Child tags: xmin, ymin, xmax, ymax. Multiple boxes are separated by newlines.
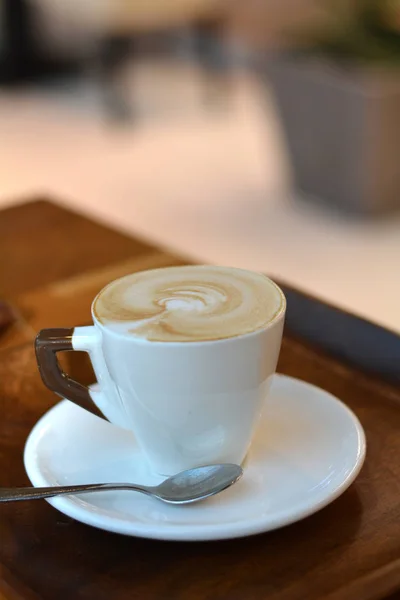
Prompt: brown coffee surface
<box><xmin>93</xmin><ymin>265</ymin><xmax>284</xmax><ymax>342</ymax></box>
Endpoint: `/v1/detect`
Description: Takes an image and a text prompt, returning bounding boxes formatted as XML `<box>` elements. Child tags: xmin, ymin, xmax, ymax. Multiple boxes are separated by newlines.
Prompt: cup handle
<box><xmin>36</xmin><ymin>324</ymin><xmax>130</xmax><ymax>429</ymax></box>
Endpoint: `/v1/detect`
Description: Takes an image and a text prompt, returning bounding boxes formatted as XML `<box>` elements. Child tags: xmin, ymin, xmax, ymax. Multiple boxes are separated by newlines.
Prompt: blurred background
<box><xmin>0</xmin><ymin>0</ymin><xmax>399</xmax><ymax>332</ymax></box>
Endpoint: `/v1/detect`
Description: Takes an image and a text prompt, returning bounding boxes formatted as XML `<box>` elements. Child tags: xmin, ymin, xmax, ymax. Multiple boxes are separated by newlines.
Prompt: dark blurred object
<box><xmin>0</xmin><ymin>300</ymin><xmax>16</xmax><ymax>333</ymax></box>
<box><xmin>263</xmin><ymin>0</ymin><xmax>400</xmax><ymax>215</ymax></box>
<box><xmin>92</xmin><ymin>4</ymin><xmax>230</xmax><ymax>120</ymax></box>
<box><xmin>0</xmin><ymin>0</ymin><xmax>80</xmax><ymax>84</ymax></box>
<box><xmin>96</xmin><ymin>18</ymin><xmax>228</xmax><ymax>120</ymax></box>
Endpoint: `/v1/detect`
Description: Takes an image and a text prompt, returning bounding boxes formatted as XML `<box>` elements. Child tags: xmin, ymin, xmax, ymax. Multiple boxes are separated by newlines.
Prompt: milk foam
<box><xmin>93</xmin><ymin>266</ymin><xmax>284</xmax><ymax>342</ymax></box>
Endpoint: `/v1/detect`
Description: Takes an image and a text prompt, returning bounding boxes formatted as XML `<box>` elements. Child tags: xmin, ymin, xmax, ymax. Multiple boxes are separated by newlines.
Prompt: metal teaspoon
<box><xmin>0</xmin><ymin>464</ymin><xmax>243</xmax><ymax>505</ymax></box>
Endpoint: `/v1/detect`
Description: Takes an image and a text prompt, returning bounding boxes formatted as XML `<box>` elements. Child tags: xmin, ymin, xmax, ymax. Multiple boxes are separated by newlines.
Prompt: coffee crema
<box><xmin>93</xmin><ymin>265</ymin><xmax>284</xmax><ymax>342</ymax></box>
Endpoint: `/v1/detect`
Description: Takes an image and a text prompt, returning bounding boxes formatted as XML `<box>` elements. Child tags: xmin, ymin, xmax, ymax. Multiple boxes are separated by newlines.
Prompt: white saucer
<box><xmin>24</xmin><ymin>374</ymin><xmax>366</xmax><ymax>541</ymax></box>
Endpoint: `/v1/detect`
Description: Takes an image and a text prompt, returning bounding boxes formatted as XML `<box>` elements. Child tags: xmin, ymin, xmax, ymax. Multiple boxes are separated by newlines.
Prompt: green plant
<box><xmin>299</xmin><ymin>0</ymin><xmax>400</xmax><ymax>63</ymax></box>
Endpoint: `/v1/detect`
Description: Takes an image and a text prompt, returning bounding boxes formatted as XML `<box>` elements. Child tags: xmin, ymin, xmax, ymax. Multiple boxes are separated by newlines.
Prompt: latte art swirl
<box><xmin>94</xmin><ymin>266</ymin><xmax>284</xmax><ymax>342</ymax></box>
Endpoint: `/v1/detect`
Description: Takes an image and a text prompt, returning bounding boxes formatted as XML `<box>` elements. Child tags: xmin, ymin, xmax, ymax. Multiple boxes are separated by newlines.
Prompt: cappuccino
<box><xmin>93</xmin><ymin>265</ymin><xmax>284</xmax><ymax>342</ymax></box>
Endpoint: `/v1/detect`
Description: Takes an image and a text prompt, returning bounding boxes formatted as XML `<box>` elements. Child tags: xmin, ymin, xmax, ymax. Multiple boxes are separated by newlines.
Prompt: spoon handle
<box><xmin>0</xmin><ymin>483</ymin><xmax>152</xmax><ymax>502</ymax></box>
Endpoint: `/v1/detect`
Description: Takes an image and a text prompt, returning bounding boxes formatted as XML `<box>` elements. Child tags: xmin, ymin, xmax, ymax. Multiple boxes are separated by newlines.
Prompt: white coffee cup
<box><xmin>35</xmin><ymin>267</ymin><xmax>286</xmax><ymax>475</ymax></box>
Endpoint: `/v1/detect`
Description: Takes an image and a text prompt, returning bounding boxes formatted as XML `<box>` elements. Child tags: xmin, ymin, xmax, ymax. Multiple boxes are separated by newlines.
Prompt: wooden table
<box><xmin>0</xmin><ymin>199</ymin><xmax>399</xmax><ymax>600</ymax></box>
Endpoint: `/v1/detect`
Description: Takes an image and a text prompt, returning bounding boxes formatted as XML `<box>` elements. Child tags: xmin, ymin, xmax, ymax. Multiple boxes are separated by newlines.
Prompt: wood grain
<box><xmin>0</xmin><ymin>199</ymin><xmax>156</xmax><ymax>297</ymax></box>
<box><xmin>0</xmin><ymin>199</ymin><xmax>399</xmax><ymax>600</ymax></box>
<box><xmin>0</xmin><ymin>199</ymin><xmax>174</xmax><ymax>352</ymax></box>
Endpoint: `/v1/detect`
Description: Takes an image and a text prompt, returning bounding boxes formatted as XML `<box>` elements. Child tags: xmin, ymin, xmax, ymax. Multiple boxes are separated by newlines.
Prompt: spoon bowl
<box><xmin>154</xmin><ymin>464</ymin><xmax>243</xmax><ymax>504</ymax></box>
